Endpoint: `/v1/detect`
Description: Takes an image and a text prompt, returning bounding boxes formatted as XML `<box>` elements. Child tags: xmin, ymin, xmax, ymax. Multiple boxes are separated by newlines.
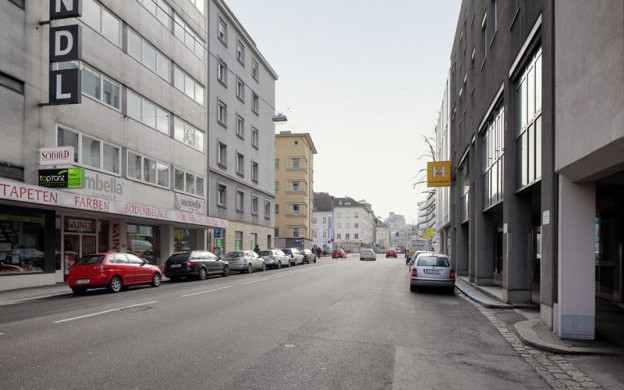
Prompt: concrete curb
<box><xmin>514</xmin><ymin>320</ymin><xmax>624</xmax><ymax>356</ymax></box>
<box><xmin>454</xmin><ymin>280</ymin><xmax>513</xmax><ymax>309</ymax></box>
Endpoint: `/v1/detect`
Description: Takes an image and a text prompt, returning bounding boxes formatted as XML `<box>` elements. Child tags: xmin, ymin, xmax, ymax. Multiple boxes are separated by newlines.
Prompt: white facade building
<box><xmin>434</xmin><ymin>76</ymin><xmax>451</xmax><ymax>255</ymax></box>
<box><xmin>333</xmin><ymin>197</ymin><xmax>375</xmax><ymax>252</ymax></box>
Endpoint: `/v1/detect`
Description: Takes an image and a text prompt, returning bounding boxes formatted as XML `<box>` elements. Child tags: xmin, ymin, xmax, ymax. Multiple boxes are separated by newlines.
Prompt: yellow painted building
<box><xmin>274</xmin><ymin>131</ymin><xmax>317</xmax><ymax>248</ymax></box>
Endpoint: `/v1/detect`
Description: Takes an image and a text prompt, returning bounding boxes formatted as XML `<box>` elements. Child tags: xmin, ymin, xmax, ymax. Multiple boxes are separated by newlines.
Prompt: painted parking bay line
<box><xmin>181</xmin><ymin>285</ymin><xmax>232</xmax><ymax>297</ymax></box>
<box><xmin>53</xmin><ymin>301</ymin><xmax>159</xmax><ymax>324</ymax></box>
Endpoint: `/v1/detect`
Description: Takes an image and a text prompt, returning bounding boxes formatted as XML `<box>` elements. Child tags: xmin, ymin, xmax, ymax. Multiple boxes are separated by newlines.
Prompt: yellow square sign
<box><xmin>427</xmin><ymin>161</ymin><xmax>451</xmax><ymax>187</ymax></box>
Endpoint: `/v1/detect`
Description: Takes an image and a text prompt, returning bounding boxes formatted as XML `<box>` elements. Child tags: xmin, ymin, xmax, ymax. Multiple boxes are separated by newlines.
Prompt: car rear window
<box><xmin>259</xmin><ymin>251</ymin><xmax>273</xmax><ymax>256</ymax></box>
<box><xmin>225</xmin><ymin>252</ymin><xmax>243</xmax><ymax>258</ymax></box>
<box><xmin>417</xmin><ymin>257</ymin><xmax>450</xmax><ymax>267</ymax></box>
<box><xmin>282</xmin><ymin>249</ymin><xmax>292</xmax><ymax>255</ymax></box>
<box><xmin>166</xmin><ymin>253</ymin><xmax>190</xmax><ymax>265</ymax></box>
<box><xmin>75</xmin><ymin>255</ymin><xmax>105</xmax><ymax>265</ymax></box>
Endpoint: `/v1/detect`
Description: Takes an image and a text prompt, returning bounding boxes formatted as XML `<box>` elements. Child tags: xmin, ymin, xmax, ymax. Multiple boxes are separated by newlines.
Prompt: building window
<box><xmin>235</xmin><ymin>231</ymin><xmax>243</xmax><ymax>250</ymax></box>
<box><xmin>173</xmin><ymin>13</ymin><xmax>205</xmax><ymax>60</ymax></box>
<box><xmin>482</xmin><ymin>105</ymin><xmax>504</xmax><ymax>209</ymax></box>
<box><xmin>217</xmin><ymin>184</ymin><xmax>227</xmax><ymax>206</ymax></box>
<box><xmin>187</xmin><ymin>0</ymin><xmax>205</xmax><ymax>14</ymax></box>
<box><xmin>264</xmin><ymin>201</ymin><xmax>271</xmax><ymax>218</ymax></box>
<box><xmin>217</xmin><ymin>59</ymin><xmax>227</xmax><ymax>85</ymax></box>
<box><xmin>252</xmin><ymin>59</ymin><xmax>259</xmax><ymax>81</ymax></box>
<box><xmin>127</xmin><ymin>28</ymin><xmax>170</xmax><ymax>81</ymax></box>
<box><xmin>251</xmin><ymin>161</ymin><xmax>259</xmax><ymax>182</ymax></box>
<box><xmin>275</xmin><ymin>204</ymin><xmax>279</xmax><ymax>215</ymax></box>
<box><xmin>173</xmin><ymin>117</ymin><xmax>204</xmax><ymax>151</ymax></box>
<box><xmin>127</xmin><ymin>150</ymin><xmax>169</xmax><ymax>188</ymax></box>
<box><xmin>174</xmin><ymin>168</ymin><xmax>204</xmax><ymax>197</ymax></box>
<box><xmin>58</xmin><ymin>127</ymin><xmax>121</xmax><ymax>175</ymax></box>
<box><xmin>460</xmin><ymin>162</ymin><xmax>470</xmax><ymax>223</ymax></box>
<box><xmin>251</xmin><ymin>127</ymin><xmax>259</xmax><ymax>148</ymax></box>
<box><xmin>127</xmin><ymin>89</ymin><xmax>170</xmax><ymax>134</ymax></box>
<box><xmin>322</xmin><ymin>230</ymin><xmax>327</xmax><ymax>238</ymax></box>
<box><xmin>236</xmin><ymin>77</ymin><xmax>245</xmax><ymax>102</ymax></box>
<box><xmin>217</xmin><ymin>100</ymin><xmax>227</xmax><ymax>126</ymax></box>
<box><xmin>355</xmin><ymin>233</ymin><xmax>359</xmax><ymax>239</ymax></box>
<box><xmin>0</xmin><ymin>71</ymin><xmax>24</xmax><ymax>94</ymax></box>
<box><xmin>322</xmin><ymin>217</ymin><xmax>327</xmax><ymax>224</ymax></box>
<box><xmin>57</xmin><ymin>62</ymin><xmax>121</xmax><ymax>110</ymax></box>
<box><xmin>292</xmin><ymin>228</ymin><xmax>300</xmax><ymax>238</ymax></box>
<box><xmin>490</xmin><ymin>0</ymin><xmax>497</xmax><ymax>38</ymax></box>
<box><xmin>217</xmin><ymin>142</ymin><xmax>227</xmax><ymax>167</ymax></box>
<box><xmin>481</xmin><ymin>12</ymin><xmax>488</xmax><ymax>62</ymax></box>
<box><xmin>275</xmin><ymin>181</ymin><xmax>279</xmax><ymax>192</ymax></box>
<box><xmin>82</xmin><ymin>0</ymin><xmax>121</xmax><ymax>46</ymax></box>
<box><xmin>251</xmin><ymin>196</ymin><xmax>258</xmax><ymax>215</ymax></box>
<box><xmin>291</xmin><ymin>181</ymin><xmax>300</xmax><ymax>192</ymax></box>
<box><xmin>236</xmin><ymin>153</ymin><xmax>244</xmax><ymax>176</ymax></box>
<box><xmin>337</xmin><ymin>233</ymin><xmax>342</xmax><ymax>240</ymax></box>
<box><xmin>173</xmin><ymin>65</ymin><xmax>204</xmax><ymax>105</ymax></box>
<box><xmin>218</xmin><ymin>17</ymin><xmax>227</xmax><ymax>44</ymax></box>
<box><xmin>292</xmin><ymin>204</ymin><xmax>300</xmax><ymax>216</ymax></box>
<box><xmin>355</xmin><ymin>223</ymin><xmax>359</xmax><ymax>229</ymax></box>
<box><xmin>275</xmin><ymin>158</ymin><xmax>279</xmax><ymax>170</ymax></box>
<box><xmin>252</xmin><ymin>92</ymin><xmax>259</xmax><ymax>114</ymax></box>
<box><xmin>236</xmin><ymin>40</ymin><xmax>245</xmax><ymax>65</ymax></box>
<box><xmin>516</xmin><ymin>49</ymin><xmax>542</xmax><ymax>189</ymax></box>
<box><xmin>137</xmin><ymin>0</ymin><xmax>172</xmax><ymax>29</ymax></box>
<box><xmin>236</xmin><ymin>191</ymin><xmax>244</xmax><ymax>211</ymax></box>
<box><xmin>345</xmin><ymin>233</ymin><xmax>350</xmax><ymax>240</ymax></box>
<box><xmin>291</xmin><ymin>158</ymin><xmax>300</xmax><ymax>169</ymax></box>
<box><xmin>236</xmin><ymin>115</ymin><xmax>245</xmax><ymax>139</ymax></box>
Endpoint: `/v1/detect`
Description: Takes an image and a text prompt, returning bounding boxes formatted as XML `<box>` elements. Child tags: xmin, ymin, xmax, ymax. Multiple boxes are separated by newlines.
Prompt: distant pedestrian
<box><xmin>254</xmin><ymin>245</ymin><xmax>260</xmax><ymax>254</ymax></box>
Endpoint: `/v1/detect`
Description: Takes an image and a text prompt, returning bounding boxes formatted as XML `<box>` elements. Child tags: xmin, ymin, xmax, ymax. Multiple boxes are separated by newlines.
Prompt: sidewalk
<box><xmin>0</xmin><ymin>283</ymin><xmax>72</xmax><ymax>306</ymax></box>
<box><xmin>456</xmin><ymin>277</ymin><xmax>624</xmax><ymax>356</ymax></box>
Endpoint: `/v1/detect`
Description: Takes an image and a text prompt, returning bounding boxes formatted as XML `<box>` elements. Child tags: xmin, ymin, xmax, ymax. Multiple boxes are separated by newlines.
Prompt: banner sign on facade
<box><xmin>427</xmin><ymin>161</ymin><xmax>452</xmax><ymax>187</ymax></box>
<box><xmin>50</xmin><ymin>25</ymin><xmax>81</xmax><ymax>63</ymax></box>
<box><xmin>50</xmin><ymin>0</ymin><xmax>82</xmax><ymax>20</ymax></box>
<box><xmin>175</xmin><ymin>193</ymin><xmax>206</xmax><ymax>214</ymax></box>
<box><xmin>39</xmin><ymin>146</ymin><xmax>75</xmax><ymax>166</ymax></box>
<box><xmin>50</xmin><ymin>68</ymin><xmax>81</xmax><ymax>105</ymax></box>
<box><xmin>38</xmin><ymin>168</ymin><xmax>84</xmax><ymax>188</ymax></box>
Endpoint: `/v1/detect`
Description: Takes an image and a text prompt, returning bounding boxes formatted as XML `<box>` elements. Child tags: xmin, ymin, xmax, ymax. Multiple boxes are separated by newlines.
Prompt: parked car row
<box><xmin>68</xmin><ymin>248</ymin><xmax>319</xmax><ymax>295</ymax></box>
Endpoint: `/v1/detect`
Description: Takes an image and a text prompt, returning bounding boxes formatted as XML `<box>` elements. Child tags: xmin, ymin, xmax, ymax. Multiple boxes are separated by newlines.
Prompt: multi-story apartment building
<box><xmin>274</xmin><ymin>131</ymin><xmax>317</xmax><ymax>249</ymax></box>
<box><xmin>417</xmin><ymin>191</ymin><xmax>435</xmax><ymax>235</ymax></box>
<box><xmin>445</xmin><ymin>0</ymin><xmax>624</xmax><ymax>340</ymax></box>
<box><xmin>206</xmin><ymin>0</ymin><xmax>278</xmax><ymax>253</ymax></box>
<box><xmin>333</xmin><ymin>197</ymin><xmax>375</xmax><ymax>252</ymax></box>
<box><xmin>375</xmin><ymin>219</ymin><xmax>390</xmax><ymax>249</ymax></box>
<box><xmin>384</xmin><ymin>212</ymin><xmax>407</xmax><ymax>249</ymax></box>
<box><xmin>0</xmin><ymin>0</ymin><xmax>229</xmax><ymax>291</ymax></box>
<box><xmin>311</xmin><ymin>192</ymin><xmax>334</xmax><ymax>252</ymax></box>
<box><xmin>434</xmin><ymin>77</ymin><xmax>451</xmax><ymax>255</ymax></box>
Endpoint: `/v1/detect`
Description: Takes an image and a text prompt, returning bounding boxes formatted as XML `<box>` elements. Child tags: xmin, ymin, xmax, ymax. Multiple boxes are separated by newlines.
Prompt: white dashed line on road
<box><xmin>181</xmin><ymin>285</ymin><xmax>232</xmax><ymax>297</ymax></box>
<box><xmin>53</xmin><ymin>301</ymin><xmax>159</xmax><ymax>324</ymax></box>
<box><xmin>240</xmin><ymin>277</ymin><xmax>273</xmax><ymax>286</ymax></box>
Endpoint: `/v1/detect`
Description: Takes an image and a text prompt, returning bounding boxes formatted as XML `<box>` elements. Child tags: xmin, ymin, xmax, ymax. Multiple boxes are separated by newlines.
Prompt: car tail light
<box><xmin>449</xmin><ymin>269</ymin><xmax>456</xmax><ymax>279</ymax></box>
<box><xmin>411</xmin><ymin>268</ymin><xmax>417</xmax><ymax>277</ymax></box>
<box><xmin>187</xmin><ymin>260</ymin><xmax>194</xmax><ymax>268</ymax></box>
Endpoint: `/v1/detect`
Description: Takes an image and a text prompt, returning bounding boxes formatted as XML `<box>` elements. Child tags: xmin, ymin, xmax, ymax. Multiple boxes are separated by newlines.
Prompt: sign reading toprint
<box><xmin>427</xmin><ymin>161</ymin><xmax>452</xmax><ymax>187</ymax></box>
<box><xmin>39</xmin><ymin>146</ymin><xmax>75</xmax><ymax>166</ymax></box>
<box><xmin>48</xmin><ymin>0</ymin><xmax>82</xmax><ymax>105</ymax></box>
<box><xmin>38</xmin><ymin>168</ymin><xmax>84</xmax><ymax>188</ymax></box>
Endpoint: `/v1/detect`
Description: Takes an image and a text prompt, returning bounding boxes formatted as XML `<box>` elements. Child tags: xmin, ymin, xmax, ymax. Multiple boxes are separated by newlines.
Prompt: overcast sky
<box><xmin>226</xmin><ymin>0</ymin><xmax>461</xmax><ymax>224</ymax></box>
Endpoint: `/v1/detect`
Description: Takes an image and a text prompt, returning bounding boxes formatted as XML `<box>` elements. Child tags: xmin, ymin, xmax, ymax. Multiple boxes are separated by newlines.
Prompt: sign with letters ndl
<box><xmin>39</xmin><ymin>146</ymin><xmax>75</xmax><ymax>166</ymax></box>
<box><xmin>48</xmin><ymin>0</ymin><xmax>82</xmax><ymax>105</ymax></box>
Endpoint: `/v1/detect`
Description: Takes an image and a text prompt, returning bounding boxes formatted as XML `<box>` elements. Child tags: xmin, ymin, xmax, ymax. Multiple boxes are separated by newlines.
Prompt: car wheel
<box><xmin>247</xmin><ymin>263</ymin><xmax>253</xmax><ymax>274</ymax></box>
<box><xmin>277</xmin><ymin>261</ymin><xmax>282</xmax><ymax>269</ymax></box>
<box><xmin>262</xmin><ymin>263</ymin><xmax>266</xmax><ymax>271</ymax></box>
<box><xmin>448</xmin><ymin>286</ymin><xmax>455</xmax><ymax>295</ymax></box>
<box><xmin>410</xmin><ymin>285</ymin><xmax>417</xmax><ymax>293</ymax></box>
<box><xmin>71</xmin><ymin>287</ymin><xmax>86</xmax><ymax>295</ymax></box>
<box><xmin>109</xmin><ymin>276</ymin><xmax>122</xmax><ymax>293</ymax></box>
<box><xmin>169</xmin><ymin>276</ymin><xmax>179</xmax><ymax>283</ymax></box>
<box><xmin>198</xmin><ymin>267</ymin><xmax>207</xmax><ymax>280</ymax></box>
<box><xmin>222</xmin><ymin>266</ymin><xmax>230</xmax><ymax>277</ymax></box>
<box><xmin>151</xmin><ymin>273</ymin><xmax>161</xmax><ymax>287</ymax></box>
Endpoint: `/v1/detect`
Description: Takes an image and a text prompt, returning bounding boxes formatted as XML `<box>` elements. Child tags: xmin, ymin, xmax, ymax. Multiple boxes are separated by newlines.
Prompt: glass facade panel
<box><xmin>103</xmin><ymin>143</ymin><xmax>120</xmax><ymax>174</ymax></box>
<box><xmin>127</xmin><ymin>90</ymin><xmax>141</xmax><ymax>120</ymax></box>
<box><xmin>57</xmin><ymin>128</ymin><xmax>79</xmax><ymax>163</ymax></box>
<box><xmin>0</xmin><ymin>211</ymin><xmax>46</xmax><ymax>274</ymax></box>
<box><xmin>82</xmin><ymin>67</ymin><xmax>101</xmax><ymax>100</ymax></box>
<box><xmin>175</xmin><ymin>169</ymin><xmax>185</xmax><ymax>191</ymax></box>
<box><xmin>156</xmin><ymin>107</ymin><xmax>169</xmax><ymax>133</ymax></box>
<box><xmin>143</xmin><ymin>42</ymin><xmax>157</xmax><ymax>71</ymax></box>
<box><xmin>102</xmin><ymin>77</ymin><xmax>120</xmax><ymax>108</ymax></box>
<box><xmin>82</xmin><ymin>135</ymin><xmax>101</xmax><ymax>169</ymax></box>
<box><xmin>142</xmin><ymin>100</ymin><xmax>156</xmax><ymax>128</ymax></box>
<box><xmin>127</xmin><ymin>29</ymin><xmax>142</xmax><ymax>60</ymax></box>
<box><xmin>128</xmin><ymin>152</ymin><xmax>142</xmax><ymax>180</ymax></box>
<box><xmin>101</xmin><ymin>9</ymin><xmax>120</xmax><ymax>45</ymax></box>
<box><xmin>143</xmin><ymin>158</ymin><xmax>157</xmax><ymax>184</ymax></box>
<box><xmin>157</xmin><ymin>162</ymin><xmax>169</xmax><ymax>187</ymax></box>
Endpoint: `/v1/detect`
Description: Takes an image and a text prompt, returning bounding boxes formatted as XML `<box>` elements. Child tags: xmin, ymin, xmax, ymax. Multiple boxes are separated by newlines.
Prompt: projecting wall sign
<box><xmin>48</xmin><ymin>0</ymin><xmax>82</xmax><ymax>105</ymax></box>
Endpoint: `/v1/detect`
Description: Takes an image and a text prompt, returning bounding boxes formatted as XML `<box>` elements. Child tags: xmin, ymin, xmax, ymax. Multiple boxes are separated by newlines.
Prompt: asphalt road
<box><xmin>0</xmin><ymin>255</ymin><xmax>551</xmax><ymax>390</ymax></box>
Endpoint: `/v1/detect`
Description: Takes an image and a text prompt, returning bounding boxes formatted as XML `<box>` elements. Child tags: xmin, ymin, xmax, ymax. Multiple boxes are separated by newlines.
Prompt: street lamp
<box><xmin>272</xmin><ymin>113</ymin><xmax>288</xmax><ymax>123</ymax></box>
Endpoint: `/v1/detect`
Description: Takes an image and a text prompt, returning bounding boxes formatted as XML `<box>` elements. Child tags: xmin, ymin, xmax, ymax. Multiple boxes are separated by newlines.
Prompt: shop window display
<box><xmin>0</xmin><ymin>213</ymin><xmax>46</xmax><ymax>274</ymax></box>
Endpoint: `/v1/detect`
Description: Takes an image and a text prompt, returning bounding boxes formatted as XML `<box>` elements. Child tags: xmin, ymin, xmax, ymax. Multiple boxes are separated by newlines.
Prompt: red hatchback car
<box><xmin>68</xmin><ymin>253</ymin><xmax>162</xmax><ymax>295</ymax></box>
<box><xmin>332</xmin><ymin>249</ymin><xmax>347</xmax><ymax>259</ymax></box>
<box><xmin>386</xmin><ymin>249</ymin><xmax>398</xmax><ymax>258</ymax></box>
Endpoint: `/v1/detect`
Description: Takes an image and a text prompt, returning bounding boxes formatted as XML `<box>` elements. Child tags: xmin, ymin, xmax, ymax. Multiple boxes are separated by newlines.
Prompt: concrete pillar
<box><xmin>468</xmin><ymin>145</ymin><xmax>477</xmax><ymax>283</ymax></box>
<box><xmin>555</xmin><ymin>175</ymin><xmax>595</xmax><ymax>340</ymax></box>
<box><xmin>503</xmin><ymin>193</ymin><xmax>532</xmax><ymax>302</ymax></box>
<box><xmin>473</xmin><ymin>136</ymin><xmax>494</xmax><ymax>285</ymax></box>
<box><xmin>160</xmin><ymin>225</ymin><xmax>174</xmax><ymax>265</ymax></box>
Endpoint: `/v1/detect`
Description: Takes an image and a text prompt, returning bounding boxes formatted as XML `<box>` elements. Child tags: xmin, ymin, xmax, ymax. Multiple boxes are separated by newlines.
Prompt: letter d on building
<box><xmin>50</xmin><ymin>25</ymin><xmax>81</xmax><ymax>62</ymax></box>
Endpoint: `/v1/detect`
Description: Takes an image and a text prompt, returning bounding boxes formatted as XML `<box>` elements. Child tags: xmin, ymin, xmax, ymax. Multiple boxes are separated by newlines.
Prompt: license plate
<box><xmin>424</xmin><ymin>269</ymin><xmax>441</xmax><ymax>275</ymax></box>
<box><xmin>76</xmin><ymin>279</ymin><xmax>90</xmax><ymax>285</ymax></box>
<box><xmin>170</xmin><ymin>264</ymin><xmax>181</xmax><ymax>268</ymax></box>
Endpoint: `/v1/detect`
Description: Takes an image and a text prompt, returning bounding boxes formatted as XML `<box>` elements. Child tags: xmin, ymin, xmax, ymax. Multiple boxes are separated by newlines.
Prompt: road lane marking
<box><xmin>240</xmin><ymin>277</ymin><xmax>273</xmax><ymax>286</ymax></box>
<box><xmin>53</xmin><ymin>301</ymin><xmax>158</xmax><ymax>324</ymax></box>
<box><xmin>181</xmin><ymin>285</ymin><xmax>232</xmax><ymax>297</ymax></box>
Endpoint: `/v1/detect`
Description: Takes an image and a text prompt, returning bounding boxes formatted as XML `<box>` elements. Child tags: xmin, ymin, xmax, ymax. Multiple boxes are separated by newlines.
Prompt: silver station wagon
<box><xmin>410</xmin><ymin>254</ymin><xmax>455</xmax><ymax>294</ymax></box>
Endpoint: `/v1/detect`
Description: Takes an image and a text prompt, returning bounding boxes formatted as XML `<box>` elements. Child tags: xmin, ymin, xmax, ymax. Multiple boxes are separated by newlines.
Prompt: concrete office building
<box><xmin>434</xmin><ymin>77</ymin><xmax>452</xmax><ymax>256</ymax></box>
<box><xmin>206</xmin><ymin>0</ymin><xmax>278</xmax><ymax>253</ymax></box>
<box><xmin>375</xmin><ymin>219</ymin><xmax>390</xmax><ymax>249</ymax></box>
<box><xmin>311</xmin><ymin>192</ymin><xmax>334</xmax><ymax>252</ymax></box>
<box><xmin>333</xmin><ymin>197</ymin><xmax>375</xmax><ymax>252</ymax></box>
<box><xmin>1</xmin><ymin>0</ymin><xmax>228</xmax><ymax>291</ymax></box>
<box><xmin>446</xmin><ymin>0</ymin><xmax>624</xmax><ymax>340</ymax></box>
<box><xmin>274</xmin><ymin>131</ymin><xmax>317</xmax><ymax>249</ymax></box>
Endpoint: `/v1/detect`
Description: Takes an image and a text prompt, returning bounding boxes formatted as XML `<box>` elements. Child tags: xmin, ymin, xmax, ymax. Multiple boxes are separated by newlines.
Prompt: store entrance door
<box><xmin>63</xmin><ymin>233</ymin><xmax>97</xmax><ymax>279</ymax></box>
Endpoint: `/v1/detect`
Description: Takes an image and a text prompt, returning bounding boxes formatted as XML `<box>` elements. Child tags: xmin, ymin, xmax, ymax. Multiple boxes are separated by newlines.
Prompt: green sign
<box><xmin>215</xmin><ymin>239</ymin><xmax>223</xmax><ymax>248</ymax></box>
<box><xmin>38</xmin><ymin>168</ymin><xmax>84</xmax><ymax>188</ymax></box>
